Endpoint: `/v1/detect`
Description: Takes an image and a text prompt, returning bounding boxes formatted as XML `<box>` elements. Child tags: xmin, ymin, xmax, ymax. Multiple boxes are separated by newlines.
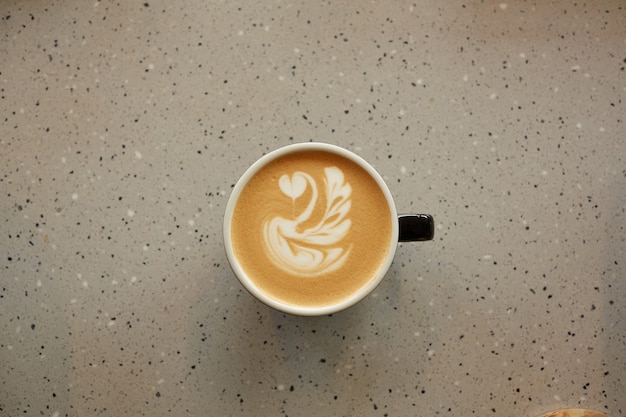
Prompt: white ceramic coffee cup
<box><xmin>223</xmin><ymin>142</ymin><xmax>433</xmax><ymax>316</ymax></box>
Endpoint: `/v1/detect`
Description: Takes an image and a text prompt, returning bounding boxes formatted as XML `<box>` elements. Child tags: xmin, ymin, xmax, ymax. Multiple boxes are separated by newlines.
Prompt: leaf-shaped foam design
<box><xmin>278</xmin><ymin>173</ymin><xmax>307</xmax><ymax>200</ymax></box>
<box><xmin>263</xmin><ymin>166</ymin><xmax>353</xmax><ymax>277</ymax></box>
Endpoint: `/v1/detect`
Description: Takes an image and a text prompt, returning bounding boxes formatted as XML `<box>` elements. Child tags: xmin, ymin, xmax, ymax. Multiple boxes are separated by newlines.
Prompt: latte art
<box><xmin>228</xmin><ymin>147</ymin><xmax>394</xmax><ymax>310</ymax></box>
<box><xmin>263</xmin><ymin>167</ymin><xmax>352</xmax><ymax>276</ymax></box>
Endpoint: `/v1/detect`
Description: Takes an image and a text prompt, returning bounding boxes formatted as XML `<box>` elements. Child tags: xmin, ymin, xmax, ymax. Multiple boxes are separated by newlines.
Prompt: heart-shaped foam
<box><xmin>279</xmin><ymin>173</ymin><xmax>307</xmax><ymax>199</ymax></box>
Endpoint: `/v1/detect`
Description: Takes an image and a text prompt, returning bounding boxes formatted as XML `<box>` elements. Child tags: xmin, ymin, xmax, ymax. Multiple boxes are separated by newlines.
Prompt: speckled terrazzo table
<box><xmin>1</xmin><ymin>1</ymin><xmax>625</xmax><ymax>416</ymax></box>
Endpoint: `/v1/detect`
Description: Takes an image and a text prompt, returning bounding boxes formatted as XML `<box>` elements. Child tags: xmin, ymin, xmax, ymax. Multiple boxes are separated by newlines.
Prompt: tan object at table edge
<box><xmin>539</xmin><ymin>409</ymin><xmax>612</xmax><ymax>417</ymax></box>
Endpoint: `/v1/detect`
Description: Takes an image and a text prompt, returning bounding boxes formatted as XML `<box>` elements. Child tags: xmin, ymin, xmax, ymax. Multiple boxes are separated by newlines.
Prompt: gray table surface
<box><xmin>1</xmin><ymin>1</ymin><xmax>624</xmax><ymax>416</ymax></box>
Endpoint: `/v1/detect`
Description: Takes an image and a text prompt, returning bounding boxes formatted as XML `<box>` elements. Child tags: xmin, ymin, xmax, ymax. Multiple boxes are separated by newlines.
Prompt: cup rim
<box><xmin>223</xmin><ymin>142</ymin><xmax>399</xmax><ymax>316</ymax></box>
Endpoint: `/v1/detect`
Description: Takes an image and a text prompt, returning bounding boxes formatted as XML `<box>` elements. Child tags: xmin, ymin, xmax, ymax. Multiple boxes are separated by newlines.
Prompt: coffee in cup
<box><xmin>224</xmin><ymin>143</ymin><xmax>433</xmax><ymax>315</ymax></box>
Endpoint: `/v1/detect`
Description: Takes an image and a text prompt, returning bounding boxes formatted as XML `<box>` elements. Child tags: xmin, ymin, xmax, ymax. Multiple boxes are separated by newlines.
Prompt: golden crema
<box><xmin>230</xmin><ymin>150</ymin><xmax>393</xmax><ymax>309</ymax></box>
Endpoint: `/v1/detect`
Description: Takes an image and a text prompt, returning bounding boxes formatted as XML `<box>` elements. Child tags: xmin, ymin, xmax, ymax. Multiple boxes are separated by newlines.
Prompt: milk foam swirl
<box><xmin>263</xmin><ymin>166</ymin><xmax>352</xmax><ymax>277</ymax></box>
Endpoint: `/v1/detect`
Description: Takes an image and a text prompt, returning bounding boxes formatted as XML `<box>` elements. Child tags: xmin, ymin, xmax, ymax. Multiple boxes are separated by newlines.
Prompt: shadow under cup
<box><xmin>223</xmin><ymin>143</ymin><xmax>434</xmax><ymax>316</ymax></box>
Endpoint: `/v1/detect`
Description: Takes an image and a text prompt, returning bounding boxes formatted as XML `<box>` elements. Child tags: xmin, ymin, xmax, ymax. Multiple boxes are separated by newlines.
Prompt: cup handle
<box><xmin>398</xmin><ymin>214</ymin><xmax>434</xmax><ymax>242</ymax></box>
